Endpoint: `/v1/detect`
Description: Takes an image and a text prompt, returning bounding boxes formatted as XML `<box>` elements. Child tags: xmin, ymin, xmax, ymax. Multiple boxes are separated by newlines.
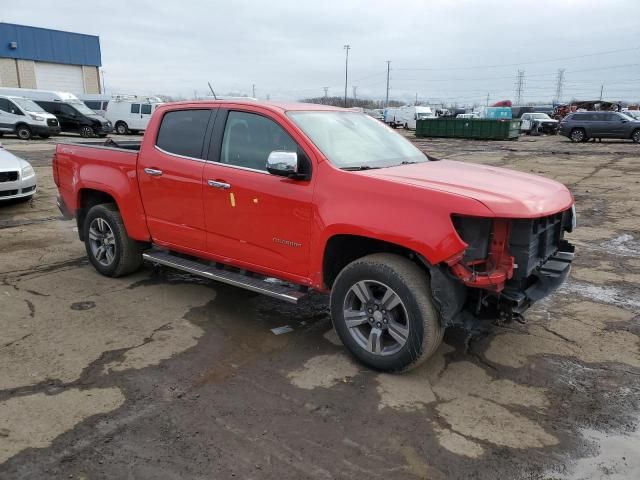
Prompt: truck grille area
<box><xmin>507</xmin><ymin>209</ymin><xmax>572</xmax><ymax>288</ymax></box>
<box><xmin>0</xmin><ymin>171</ymin><xmax>19</xmax><ymax>182</ymax></box>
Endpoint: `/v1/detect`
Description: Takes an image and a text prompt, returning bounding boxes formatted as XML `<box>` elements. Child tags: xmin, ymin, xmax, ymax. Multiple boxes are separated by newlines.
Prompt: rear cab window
<box><xmin>155</xmin><ymin>109</ymin><xmax>212</xmax><ymax>159</ymax></box>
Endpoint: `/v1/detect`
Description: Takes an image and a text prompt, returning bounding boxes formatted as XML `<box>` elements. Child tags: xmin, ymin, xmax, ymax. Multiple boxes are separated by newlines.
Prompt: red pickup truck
<box><xmin>54</xmin><ymin>100</ymin><xmax>576</xmax><ymax>372</ymax></box>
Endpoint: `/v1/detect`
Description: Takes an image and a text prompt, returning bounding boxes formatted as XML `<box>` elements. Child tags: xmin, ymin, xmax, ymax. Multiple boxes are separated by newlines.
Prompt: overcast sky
<box><xmin>3</xmin><ymin>0</ymin><xmax>640</xmax><ymax>105</ymax></box>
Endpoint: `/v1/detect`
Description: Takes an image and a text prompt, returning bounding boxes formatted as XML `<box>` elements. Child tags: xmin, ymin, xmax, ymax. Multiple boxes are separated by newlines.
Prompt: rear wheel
<box><xmin>632</xmin><ymin>129</ymin><xmax>640</xmax><ymax>143</ymax></box>
<box><xmin>16</xmin><ymin>125</ymin><xmax>32</xmax><ymax>140</ymax></box>
<box><xmin>84</xmin><ymin>204</ymin><xmax>143</xmax><ymax>277</ymax></box>
<box><xmin>115</xmin><ymin>122</ymin><xmax>129</xmax><ymax>135</ymax></box>
<box><xmin>570</xmin><ymin>128</ymin><xmax>586</xmax><ymax>142</ymax></box>
<box><xmin>79</xmin><ymin>126</ymin><xmax>95</xmax><ymax>138</ymax></box>
<box><xmin>330</xmin><ymin>253</ymin><xmax>444</xmax><ymax>372</ymax></box>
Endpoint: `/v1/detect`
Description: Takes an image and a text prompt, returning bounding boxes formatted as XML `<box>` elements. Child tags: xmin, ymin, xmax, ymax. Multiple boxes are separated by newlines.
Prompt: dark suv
<box><xmin>559</xmin><ymin>111</ymin><xmax>640</xmax><ymax>143</ymax></box>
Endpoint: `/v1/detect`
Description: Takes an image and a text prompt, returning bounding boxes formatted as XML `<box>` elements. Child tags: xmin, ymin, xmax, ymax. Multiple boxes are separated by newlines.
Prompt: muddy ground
<box><xmin>0</xmin><ymin>132</ymin><xmax>638</xmax><ymax>479</ymax></box>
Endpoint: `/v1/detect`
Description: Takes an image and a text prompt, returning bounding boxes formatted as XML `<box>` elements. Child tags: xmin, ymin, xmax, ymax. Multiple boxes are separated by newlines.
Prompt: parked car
<box><xmin>54</xmin><ymin>101</ymin><xmax>576</xmax><ymax>372</ymax></box>
<box><xmin>0</xmin><ymin>142</ymin><xmax>37</xmax><ymax>200</ymax></box>
<box><xmin>0</xmin><ymin>94</ymin><xmax>60</xmax><ymax>139</ymax></box>
<box><xmin>622</xmin><ymin>110</ymin><xmax>640</xmax><ymax>120</ymax></box>
<box><xmin>78</xmin><ymin>94</ymin><xmax>111</xmax><ymax>117</ymax></box>
<box><xmin>520</xmin><ymin>113</ymin><xmax>559</xmax><ymax>135</ymax></box>
<box><xmin>106</xmin><ymin>95</ymin><xmax>164</xmax><ymax>135</ymax></box>
<box><xmin>0</xmin><ymin>88</ymin><xmax>113</xmax><ymax>138</ymax></box>
<box><xmin>558</xmin><ymin>111</ymin><xmax>640</xmax><ymax>143</ymax></box>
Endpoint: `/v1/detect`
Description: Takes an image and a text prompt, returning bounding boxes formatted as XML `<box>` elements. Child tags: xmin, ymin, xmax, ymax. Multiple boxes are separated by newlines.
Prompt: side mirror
<box><xmin>267</xmin><ymin>151</ymin><xmax>302</xmax><ymax>179</ymax></box>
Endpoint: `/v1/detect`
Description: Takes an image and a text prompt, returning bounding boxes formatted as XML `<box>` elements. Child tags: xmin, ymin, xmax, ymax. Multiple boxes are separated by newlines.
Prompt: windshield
<box><xmin>12</xmin><ymin>97</ymin><xmax>46</xmax><ymax>113</ymax></box>
<box><xmin>68</xmin><ymin>100</ymin><xmax>98</xmax><ymax>116</ymax></box>
<box><xmin>288</xmin><ymin>111</ymin><xmax>428</xmax><ymax>169</ymax></box>
<box><xmin>530</xmin><ymin>113</ymin><xmax>551</xmax><ymax>119</ymax></box>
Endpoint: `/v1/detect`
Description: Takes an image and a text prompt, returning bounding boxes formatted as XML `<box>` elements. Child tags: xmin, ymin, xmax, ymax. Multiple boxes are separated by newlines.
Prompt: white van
<box><xmin>78</xmin><ymin>94</ymin><xmax>111</xmax><ymax>116</ymax></box>
<box><xmin>0</xmin><ymin>88</ymin><xmax>113</xmax><ymax>137</ymax></box>
<box><xmin>0</xmin><ymin>93</ymin><xmax>61</xmax><ymax>139</ymax></box>
<box><xmin>105</xmin><ymin>95</ymin><xmax>164</xmax><ymax>135</ymax></box>
<box><xmin>397</xmin><ymin>106</ymin><xmax>435</xmax><ymax>130</ymax></box>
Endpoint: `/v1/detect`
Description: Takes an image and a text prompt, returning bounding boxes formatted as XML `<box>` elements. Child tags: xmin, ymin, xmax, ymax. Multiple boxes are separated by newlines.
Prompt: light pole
<box><xmin>344</xmin><ymin>44</ymin><xmax>351</xmax><ymax>108</ymax></box>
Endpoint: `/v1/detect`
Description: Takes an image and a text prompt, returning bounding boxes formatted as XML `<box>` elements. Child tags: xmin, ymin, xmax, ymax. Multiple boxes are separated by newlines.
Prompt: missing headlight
<box><xmin>452</xmin><ymin>216</ymin><xmax>492</xmax><ymax>262</ymax></box>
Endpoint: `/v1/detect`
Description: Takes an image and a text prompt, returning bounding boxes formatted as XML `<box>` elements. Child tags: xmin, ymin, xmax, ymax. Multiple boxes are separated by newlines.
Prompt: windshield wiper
<box><xmin>340</xmin><ymin>165</ymin><xmax>380</xmax><ymax>171</ymax></box>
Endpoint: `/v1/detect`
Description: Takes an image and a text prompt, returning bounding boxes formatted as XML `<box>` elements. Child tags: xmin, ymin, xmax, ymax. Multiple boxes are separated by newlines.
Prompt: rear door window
<box><xmin>156</xmin><ymin>109</ymin><xmax>212</xmax><ymax>159</ymax></box>
<box><xmin>131</xmin><ymin>104</ymin><xmax>141</xmax><ymax>114</ymax></box>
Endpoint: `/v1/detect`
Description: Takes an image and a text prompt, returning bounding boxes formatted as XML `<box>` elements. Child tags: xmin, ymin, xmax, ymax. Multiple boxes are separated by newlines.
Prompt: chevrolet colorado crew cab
<box><xmin>54</xmin><ymin>101</ymin><xmax>576</xmax><ymax>372</ymax></box>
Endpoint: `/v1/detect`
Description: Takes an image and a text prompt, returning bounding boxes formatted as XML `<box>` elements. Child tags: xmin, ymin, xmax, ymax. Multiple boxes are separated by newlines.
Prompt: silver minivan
<box><xmin>0</xmin><ymin>95</ymin><xmax>61</xmax><ymax>140</ymax></box>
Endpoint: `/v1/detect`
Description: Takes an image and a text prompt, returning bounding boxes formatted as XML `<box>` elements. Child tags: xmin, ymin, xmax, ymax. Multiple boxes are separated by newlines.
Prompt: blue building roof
<box><xmin>0</xmin><ymin>23</ymin><xmax>101</xmax><ymax>67</ymax></box>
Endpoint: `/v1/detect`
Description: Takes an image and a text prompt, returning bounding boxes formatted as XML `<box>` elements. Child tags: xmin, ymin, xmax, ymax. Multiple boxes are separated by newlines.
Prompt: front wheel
<box><xmin>115</xmin><ymin>122</ymin><xmax>129</xmax><ymax>135</ymax></box>
<box><xmin>330</xmin><ymin>253</ymin><xmax>444</xmax><ymax>372</ymax></box>
<box><xmin>16</xmin><ymin>125</ymin><xmax>32</xmax><ymax>140</ymax></box>
<box><xmin>632</xmin><ymin>129</ymin><xmax>640</xmax><ymax>143</ymax></box>
<box><xmin>570</xmin><ymin>128</ymin><xmax>586</xmax><ymax>143</ymax></box>
<box><xmin>79</xmin><ymin>126</ymin><xmax>95</xmax><ymax>138</ymax></box>
<box><xmin>84</xmin><ymin>204</ymin><xmax>143</xmax><ymax>277</ymax></box>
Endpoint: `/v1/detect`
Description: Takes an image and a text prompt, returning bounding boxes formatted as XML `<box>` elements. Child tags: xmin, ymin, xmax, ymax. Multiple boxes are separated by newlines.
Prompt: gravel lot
<box><xmin>1</xmin><ymin>131</ymin><xmax>639</xmax><ymax>479</ymax></box>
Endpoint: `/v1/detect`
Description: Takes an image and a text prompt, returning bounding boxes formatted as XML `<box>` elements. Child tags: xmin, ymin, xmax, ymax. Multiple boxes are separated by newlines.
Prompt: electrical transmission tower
<box><xmin>515</xmin><ymin>70</ymin><xmax>525</xmax><ymax>105</ymax></box>
<box><xmin>353</xmin><ymin>86</ymin><xmax>357</xmax><ymax>101</ymax></box>
<box><xmin>323</xmin><ymin>87</ymin><xmax>329</xmax><ymax>98</ymax></box>
<box><xmin>554</xmin><ymin>69</ymin><xmax>565</xmax><ymax>103</ymax></box>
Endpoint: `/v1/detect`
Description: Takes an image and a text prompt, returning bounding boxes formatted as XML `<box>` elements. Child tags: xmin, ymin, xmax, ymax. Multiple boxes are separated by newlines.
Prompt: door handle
<box><xmin>207</xmin><ymin>180</ymin><xmax>231</xmax><ymax>189</ymax></box>
<box><xmin>144</xmin><ymin>168</ymin><xmax>163</xmax><ymax>176</ymax></box>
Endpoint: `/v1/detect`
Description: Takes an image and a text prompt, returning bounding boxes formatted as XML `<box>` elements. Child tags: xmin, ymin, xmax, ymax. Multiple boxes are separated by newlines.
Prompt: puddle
<box><xmin>560</xmin><ymin>423</ymin><xmax>640</xmax><ymax>480</ymax></box>
<box><xmin>561</xmin><ymin>281</ymin><xmax>640</xmax><ymax>310</ymax></box>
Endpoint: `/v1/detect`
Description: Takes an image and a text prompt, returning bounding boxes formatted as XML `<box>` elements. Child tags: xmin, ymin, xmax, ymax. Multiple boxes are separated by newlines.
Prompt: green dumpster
<box><xmin>415</xmin><ymin>118</ymin><xmax>521</xmax><ymax>140</ymax></box>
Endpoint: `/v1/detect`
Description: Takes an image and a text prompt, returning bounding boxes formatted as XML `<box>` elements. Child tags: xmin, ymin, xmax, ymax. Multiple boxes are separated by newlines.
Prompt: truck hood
<box><xmin>361</xmin><ymin>160</ymin><xmax>573</xmax><ymax>217</ymax></box>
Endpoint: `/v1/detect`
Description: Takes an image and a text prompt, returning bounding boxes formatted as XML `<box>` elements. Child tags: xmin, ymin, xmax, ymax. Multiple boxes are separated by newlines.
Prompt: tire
<box><xmin>39</xmin><ymin>134</ymin><xmax>50</xmax><ymax>139</ymax></box>
<box><xmin>330</xmin><ymin>253</ymin><xmax>444</xmax><ymax>372</ymax></box>
<box><xmin>115</xmin><ymin>122</ymin><xmax>129</xmax><ymax>135</ymax></box>
<box><xmin>632</xmin><ymin>129</ymin><xmax>640</xmax><ymax>144</ymax></box>
<box><xmin>80</xmin><ymin>126</ymin><xmax>95</xmax><ymax>138</ymax></box>
<box><xmin>84</xmin><ymin>203</ymin><xmax>143</xmax><ymax>277</ymax></box>
<box><xmin>569</xmin><ymin>128</ymin><xmax>586</xmax><ymax>143</ymax></box>
<box><xmin>16</xmin><ymin>125</ymin><xmax>32</xmax><ymax>140</ymax></box>
<box><xmin>404</xmin><ymin>123</ymin><xmax>409</xmax><ymax>130</ymax></box>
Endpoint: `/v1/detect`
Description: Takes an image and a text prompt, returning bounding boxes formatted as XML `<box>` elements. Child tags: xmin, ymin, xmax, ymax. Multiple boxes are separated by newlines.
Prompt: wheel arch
<box><xmin>322</xmin><ymin>233</ymin><xmax>427</xmax><ymax>290</ymax></box>
<box><xmin>76</xmin><ymin>188</ymin><xmax>118</xmax><ymax>241</ymax></box>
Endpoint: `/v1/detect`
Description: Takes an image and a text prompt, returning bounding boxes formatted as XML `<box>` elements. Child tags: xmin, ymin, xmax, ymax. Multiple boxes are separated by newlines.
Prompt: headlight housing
<box><xmin>451</xmin><ymin>215</ymin><xmax>492</xmax><ymax>262</ymax></box>
<box><xmin>21</xmin><ymin>164</ymin><xmax>35</xmax><ymax>178</ymax></box>
<box><xmin>29</xmin><ymin>114</ymin><xmax>45</xmax><ymax>121</ymax></box>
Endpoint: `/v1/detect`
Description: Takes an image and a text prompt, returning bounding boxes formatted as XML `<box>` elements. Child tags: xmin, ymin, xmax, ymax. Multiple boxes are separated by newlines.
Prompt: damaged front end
<box><xmin>430</xmin><ymin>209</ymin><xmax>575</xmax><ymax>326</ymax></box>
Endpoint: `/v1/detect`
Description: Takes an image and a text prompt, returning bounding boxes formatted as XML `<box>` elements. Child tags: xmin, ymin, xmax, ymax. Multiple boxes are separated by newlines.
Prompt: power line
<box><xmin>394</xmin><ymin>46</ymin><xmax>640</xmax><ymax>72</ymax></box>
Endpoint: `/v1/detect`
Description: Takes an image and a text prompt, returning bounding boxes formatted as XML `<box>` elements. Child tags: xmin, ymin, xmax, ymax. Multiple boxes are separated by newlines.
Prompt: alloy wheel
<box><xmin>88</xmin><ymin>217</ymin><xmax>116</xmax><ymax>266</ymax></box>
<box><xmin>342</xmin><ymin>280</ymin><xmax>410</xmax><ymax>356</ymax></box>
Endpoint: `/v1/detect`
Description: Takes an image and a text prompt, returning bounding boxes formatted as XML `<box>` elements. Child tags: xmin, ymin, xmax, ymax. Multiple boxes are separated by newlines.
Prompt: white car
<box><xmin>520</xmin><ymin>113</ymin><xmax>559</xmax><ymax>134</ymax></box>
<box><xmin>0</xmin><ymin>143</ymin><xmax>37</xmax><ymax>201</ymax></box>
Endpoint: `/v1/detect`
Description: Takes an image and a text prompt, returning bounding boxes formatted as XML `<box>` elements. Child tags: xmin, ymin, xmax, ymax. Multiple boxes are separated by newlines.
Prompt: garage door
<box><xmin>35</xmin><ymin>62</ymin><xmax>85</xmax><ymax>94</ymax></box>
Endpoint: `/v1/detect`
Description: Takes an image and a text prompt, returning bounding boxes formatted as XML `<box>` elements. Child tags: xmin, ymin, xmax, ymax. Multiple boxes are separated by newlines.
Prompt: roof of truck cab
<box><xmin>162</xmin><ymin>100</ymin><xmax>347</xmax><ymax>113</ymax></box>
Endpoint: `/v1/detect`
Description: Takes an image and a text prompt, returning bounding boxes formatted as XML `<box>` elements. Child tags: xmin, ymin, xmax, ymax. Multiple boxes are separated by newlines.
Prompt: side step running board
<box><xmin>142</xmin><ymin>250</ymin><xmax>307</xmax><ymax>304</ymax></box>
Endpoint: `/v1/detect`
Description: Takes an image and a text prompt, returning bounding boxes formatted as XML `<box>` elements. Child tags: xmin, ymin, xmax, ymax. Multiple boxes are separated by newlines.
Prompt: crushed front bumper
<box><xmin>500</xmin><ymin>240</ymin><xmax>575</xmax><ymax>316</ymax></box>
